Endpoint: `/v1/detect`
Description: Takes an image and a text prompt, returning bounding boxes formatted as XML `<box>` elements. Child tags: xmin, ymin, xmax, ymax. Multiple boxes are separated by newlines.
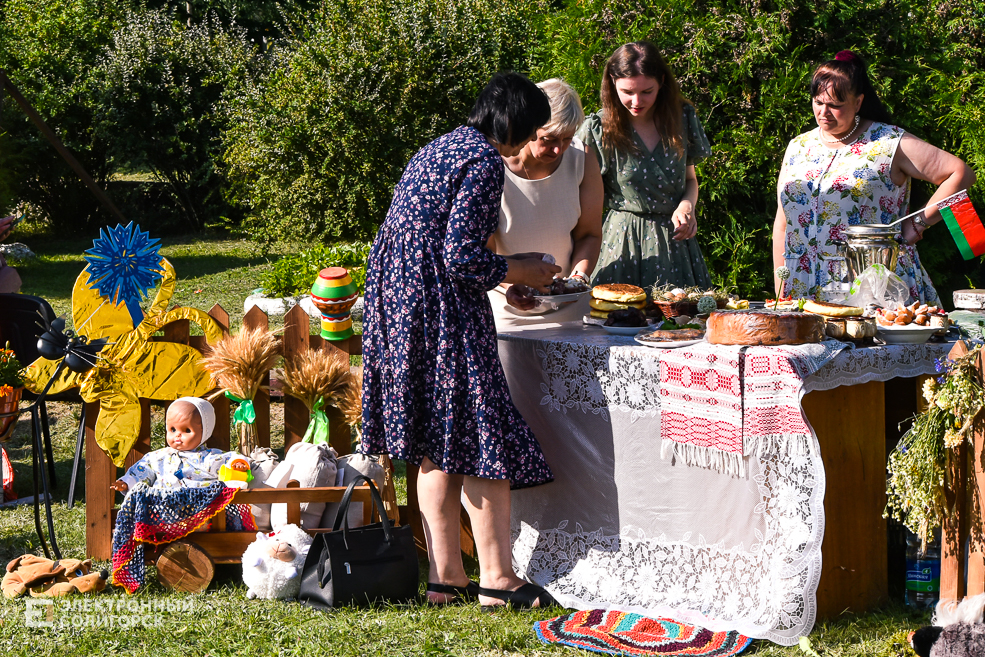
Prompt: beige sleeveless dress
<box><xmin>488</xmin><ymin>139</ymin><xmax>590</xmax><ymax>329</ymax></box>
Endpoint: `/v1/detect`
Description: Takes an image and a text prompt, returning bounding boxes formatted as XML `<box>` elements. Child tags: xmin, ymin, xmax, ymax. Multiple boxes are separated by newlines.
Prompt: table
<box><xmin>498</xmin><ymin>323</ymin><xmax>952</xmax><ymax>646</ymax></box>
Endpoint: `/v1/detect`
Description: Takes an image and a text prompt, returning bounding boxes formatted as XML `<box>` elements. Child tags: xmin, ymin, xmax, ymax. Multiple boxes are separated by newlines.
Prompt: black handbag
<box><xmin>298</xmin><ymin>474</ymin><xmax>419</xmax><ymax>608</ymax></box>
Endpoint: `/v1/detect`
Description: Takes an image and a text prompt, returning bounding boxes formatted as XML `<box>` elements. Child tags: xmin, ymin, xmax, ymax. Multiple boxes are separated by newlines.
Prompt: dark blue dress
<box><xmin>360</xmin><ymin>126</ymin><xmax>553</xmax><ymax>489</ymax></box>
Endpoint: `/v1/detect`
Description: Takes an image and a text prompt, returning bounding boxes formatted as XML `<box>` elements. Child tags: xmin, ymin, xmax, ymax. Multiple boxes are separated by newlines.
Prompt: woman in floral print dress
<box><xmin>361</xmin><ymin>73</ymin><xmax>561</xmax><ymax>610</ymax></box>
<box><xmin>774</xmin><ymin>51</ymin><xmax>976</xmax><ymax>303</ymax></box>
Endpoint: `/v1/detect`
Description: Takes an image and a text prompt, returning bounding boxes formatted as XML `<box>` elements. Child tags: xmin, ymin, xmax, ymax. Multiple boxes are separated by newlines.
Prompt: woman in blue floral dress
<box><xmin>361</xmin><ymin>73</ymin><xmax>561</xmax><ymax>610</ymax></box>
<box><xmin>773</xmin><ymin>51</ymin><xmax>975</xmax><ymax>302</ymax></box>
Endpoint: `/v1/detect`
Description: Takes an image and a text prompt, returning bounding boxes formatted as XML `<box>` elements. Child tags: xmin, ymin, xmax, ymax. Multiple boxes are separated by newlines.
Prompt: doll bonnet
<box><xmin>174</xmin><ymin>396</ymin><xmax>216</xmax><ymax>442</ymax></box>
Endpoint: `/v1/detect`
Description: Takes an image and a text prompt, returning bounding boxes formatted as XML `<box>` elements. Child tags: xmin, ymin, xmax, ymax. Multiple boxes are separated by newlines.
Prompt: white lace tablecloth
<box><xmin>498</xmin><ymin>324</ymin><xmax>955</xmax><ymax>646</ymax></box>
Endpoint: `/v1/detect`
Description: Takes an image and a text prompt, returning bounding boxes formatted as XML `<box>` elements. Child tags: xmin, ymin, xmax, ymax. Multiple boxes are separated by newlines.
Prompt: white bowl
<box><xmin>876</xmin><ymin>324</ymin><xmax>939</xmax><ymax>344</ymax></box>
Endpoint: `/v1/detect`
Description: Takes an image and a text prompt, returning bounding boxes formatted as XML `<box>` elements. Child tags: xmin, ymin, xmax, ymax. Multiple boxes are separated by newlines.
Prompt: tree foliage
<box><xmin>530</xmin><ymin>0</ymin><xmax>985</xmax><ymax>298</ymax></box>
<box><xmin>221</xmin><ymin>0</ymin><xmax>539</xmax><ymax>245</ymax></box>
<box><xmin>96</xmin><ymin>9</ymin><xmax>259</xmax><ymax>229</ymax></box>
<box><xmin>0</xmin><ymin>0</ymin><xmax>131</xmax><ymax>232</ymax></box>
<box><xmin>0</xmin><ymin>0</ymin><xmax>981</xmax><ymax>301</ymax></box>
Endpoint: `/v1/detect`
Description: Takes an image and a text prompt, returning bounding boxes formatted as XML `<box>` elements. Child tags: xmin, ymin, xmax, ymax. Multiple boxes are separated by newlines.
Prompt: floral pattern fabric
<box><xmin>578</xmin><ymin>105</ymin><xmax>713</xmax><ymax>289</ymax></box>
<box><xmin>778</xmin><ymin>123</ymin><xmax>939</xmax><ymax>303</ymax></box>
<box><xmin>360</xmin><ymin>126</ymin><xmax>553</xmax><ymax>489</ymax></box>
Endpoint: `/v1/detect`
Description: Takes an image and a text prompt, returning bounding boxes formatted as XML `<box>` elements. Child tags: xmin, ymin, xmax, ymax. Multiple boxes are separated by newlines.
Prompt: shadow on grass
<box><xmin>163</xmin><ymin>253</ymin><xmax>270</xmax><ymax>281</ymax></box>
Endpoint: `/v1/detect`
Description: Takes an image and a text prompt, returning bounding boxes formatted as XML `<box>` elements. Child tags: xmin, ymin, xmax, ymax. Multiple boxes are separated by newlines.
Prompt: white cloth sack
<box><xmin>268</xmin><ymin>442</ymin><xmax>337</xmax><ymax>529</ymax></box>
<box><xmin>320</xmin><ymin>454</ymin><xmax>385</xmax><ymax>529</ymax></box>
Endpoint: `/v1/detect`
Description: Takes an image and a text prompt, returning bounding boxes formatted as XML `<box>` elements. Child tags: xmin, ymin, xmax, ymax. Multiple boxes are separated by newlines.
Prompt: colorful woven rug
<box><xmin>534</xmin><ymin>609</ymin><xmax>753</xmax><ymax>656</ymax></box>
<box><xmin>111</xmin><ymin>481</ymin><xmax>256</xmax><ymax>593</ymax></box>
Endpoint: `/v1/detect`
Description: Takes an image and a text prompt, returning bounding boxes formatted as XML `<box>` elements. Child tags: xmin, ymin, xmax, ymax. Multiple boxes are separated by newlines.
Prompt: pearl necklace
<box><xmin>820</xmin><ymin>115</ymin><xmax>861</xmax><ymax>144</ymax></box>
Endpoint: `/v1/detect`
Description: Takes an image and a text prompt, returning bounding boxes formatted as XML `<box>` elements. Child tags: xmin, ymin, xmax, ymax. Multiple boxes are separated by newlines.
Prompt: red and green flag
<box><xmin>939</xmin><ymin>191</ymin><xmax>985</xmax><ymax>260</ymax></box>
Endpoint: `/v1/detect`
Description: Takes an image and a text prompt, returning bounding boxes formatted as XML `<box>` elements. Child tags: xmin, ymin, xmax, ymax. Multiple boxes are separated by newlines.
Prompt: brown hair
<box><xmin>600</xmin><ymin>41</ymin><xmax>688</xmax><ymax>157</ymax></box>
<box><xmin>810</xmin><ymin>50</ymin><xmax>893</xmax><ymax>124</ymax></box>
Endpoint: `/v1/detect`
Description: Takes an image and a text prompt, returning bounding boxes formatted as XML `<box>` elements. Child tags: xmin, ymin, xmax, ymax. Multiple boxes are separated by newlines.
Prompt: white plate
<box><xmin>634</xmin><ymin>336</ymin><xmax>705</xmax><ymax>349</ymax></box>
<box><xmin>875</xmin><ymin>324</ymin><xmax>940</xmax><ymax>344</ymax></box>
<box><xmin>499</xmin><ymin>289</ymin><xmax>590</xmax><ymax>316</ymax></box>
<box><xmin>583</xmin><ymin>314</ymin><xmax>658</xmax><ymax>327</ymax></box>
<box><xmin>601</xmin><ymin>324</ymin><xmax>647</xmax><ymax>336</ymax></box>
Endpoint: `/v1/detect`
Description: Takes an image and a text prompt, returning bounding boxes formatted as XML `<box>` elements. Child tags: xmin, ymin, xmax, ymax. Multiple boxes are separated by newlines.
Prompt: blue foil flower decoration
<box><xmin>83</xmin><ymin>222</ymin><xmax>163</xmax><ymax>326</ymax></box>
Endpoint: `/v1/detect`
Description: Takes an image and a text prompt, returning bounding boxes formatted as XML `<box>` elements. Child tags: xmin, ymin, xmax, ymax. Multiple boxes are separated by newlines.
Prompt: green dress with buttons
<box><xmin>578</xmin><ymin>104</ymin><xmax>713</xmax><ymax>289</ymax></box>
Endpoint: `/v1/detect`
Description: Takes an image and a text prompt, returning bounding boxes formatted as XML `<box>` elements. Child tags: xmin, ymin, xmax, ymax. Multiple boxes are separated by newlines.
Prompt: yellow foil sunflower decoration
<box><xmin>21</xmin><ymin>259</ymin><xmax>223</xmax><ymax>466</ymax></box>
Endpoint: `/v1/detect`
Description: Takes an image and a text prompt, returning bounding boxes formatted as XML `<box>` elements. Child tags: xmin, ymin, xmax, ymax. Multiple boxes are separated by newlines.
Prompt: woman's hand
<box><xmin>111</xmin><ymin>480</ymin><xmax>129</xmax><ymax>493</ymax></box>
<box><xmin>0</xmin><ymin>215</ymin><xmax>15</xmax><ymax>243</ymax></box>
<box><xmin>671</xmin><ymin>201</ymin><xmax>697</xmax><ymax>241</ymax></box>
<box><xmin>506</xmin><ymin>284</ymin><xmax>537</xmax><ymax>310</ymax></box>
<box><xmin>901</xmin><ymin>217</ymin><xmax>926</xmax><ymax>245</ymax></box>
<box><xmin>502</xmin><ymin>254</ymin><xmax>561</xmax><ymax>292</ymax></box>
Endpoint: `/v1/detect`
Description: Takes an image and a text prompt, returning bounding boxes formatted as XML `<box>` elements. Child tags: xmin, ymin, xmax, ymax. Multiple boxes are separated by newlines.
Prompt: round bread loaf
<box><xmin>592</xmin><ymin>284</ymin><xmax>646</xmax><ymax>303</ymax></box>
<box><xmin>706</xmin><ymin>309</ymin><xmax>824</xmax><ymax>345</ymax></box>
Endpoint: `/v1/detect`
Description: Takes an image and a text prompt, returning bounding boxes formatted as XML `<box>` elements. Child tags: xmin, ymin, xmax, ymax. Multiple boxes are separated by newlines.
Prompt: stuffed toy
<box><xmin>266</xmin><ymin>442</ymin><xmax>337</xmax><ymax>529</ymax></box>
<box><xmin>219</xmin><ymin>456</ymin><xmax>254</xmax><ymax>489</ymax></box>
<box><xmin>2</xmin><ymin>555</ymin><xmax>108</xmax><ymax>598</ymax></box>
<box><xmin>241</xmin><ymin>523</ymin><xmax>314</xmax><ymax>600</ymax></box>
<box><xmin>910</xmin><ymin>593</ymin><xmax>985</xmax><ymax>656</ymax></box>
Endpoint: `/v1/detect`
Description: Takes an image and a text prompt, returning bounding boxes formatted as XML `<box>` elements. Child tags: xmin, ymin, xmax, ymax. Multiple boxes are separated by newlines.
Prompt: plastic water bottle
<box><xmin>905</xmin><ymin>533</ymin><xmax>941</xmax><ymax>608</ymax></box>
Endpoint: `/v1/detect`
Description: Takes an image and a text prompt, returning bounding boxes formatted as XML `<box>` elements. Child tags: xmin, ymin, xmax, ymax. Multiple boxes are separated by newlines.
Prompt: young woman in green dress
<box><xmin>579</xmin><ymin>41</ymin><xmax>713</xmax><ymax>289</ymax></box>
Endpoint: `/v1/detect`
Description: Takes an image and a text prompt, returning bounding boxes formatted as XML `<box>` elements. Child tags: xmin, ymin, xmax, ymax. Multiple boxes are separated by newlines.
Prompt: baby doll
<box><xmin>111</xmin><ymin>397</ymin><xmax>248</xmax><ymax>493</ymax></box>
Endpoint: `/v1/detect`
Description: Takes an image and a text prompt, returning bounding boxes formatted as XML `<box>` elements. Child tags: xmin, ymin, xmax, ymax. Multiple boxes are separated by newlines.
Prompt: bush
<box><xmin>222</xmin><ymin>0</ymin><xmax>540</xmax><ymax>248</ymax></box>
<box><xmin>531</xmin><ymin>0</ymin><xmax>985</xmax><ymax>303</ymax></box>
<box><xmin>0</xmin><ymin>0</ymin><xmax>132</xmax><ymax>233</ymax></box>
<box><xmin>259</xmin><ymin>242</ymin><xmax>371</xmax><ymax>297</ymax></box>
<box><xmin>95</xmin><ymin>9</ymin><xmax>260</xmax><ymax>230</ymax></box>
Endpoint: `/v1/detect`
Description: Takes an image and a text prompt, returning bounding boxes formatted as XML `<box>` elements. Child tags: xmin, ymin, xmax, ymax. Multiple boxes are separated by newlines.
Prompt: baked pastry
<box><xmin>590</xmin><ymin>298</ymin><xmax>646</xmax><ymax>312</ymax></box>
<box><xmin>592</xmin><ymin>284</ymin><xmax>646</xmax><ymax>303</ymax></box>
<box><xmin>604</xmin><ymin>307</ymin><xmax>648</xmax><ymax>327</ymax></box>
<box><xmin>706</xmin><ymin>310</ymin><xmax>824</xmax><ymax>345</ymax></box>
<box><xmin>637</xmin><ymin>328</ymin><xmax>705</xmax><ymax>343</ymax></box>
<box><xmin>803</xmin><ymin>300</ymin><xmax>863</xmax><ymax>317</ymax></box>
<box><xmin>589</xmin><ymin>284</ymin><xmax>647</xmax><ymax>320</ymax></box>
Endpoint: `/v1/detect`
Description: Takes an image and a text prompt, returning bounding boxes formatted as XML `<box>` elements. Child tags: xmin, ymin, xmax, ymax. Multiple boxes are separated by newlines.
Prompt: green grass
<box><xmin>0</xmin><ymin>229</ymin><xmax>930</xmax><ymax>655</ymax></box>
<box><xmin>0</xmin><ymin>402</ymin><xmax>932</xmax><ymax>657</ymax></box>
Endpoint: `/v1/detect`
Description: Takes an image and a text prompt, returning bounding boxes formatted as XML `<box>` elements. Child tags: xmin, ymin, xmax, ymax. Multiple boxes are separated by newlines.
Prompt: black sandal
<box><xmin>477</xmin><ymin>583</ymin><xmax>558</xmax><ymax>611</ymax></box>
<box><xmin>425</xmin><ymin>580</ymin><xmax>480</xmax><ymax>604</ymax></box>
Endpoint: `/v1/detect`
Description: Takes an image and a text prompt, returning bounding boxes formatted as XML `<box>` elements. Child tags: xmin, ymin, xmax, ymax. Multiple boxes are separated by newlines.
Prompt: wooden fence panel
<box><xmin>84</xmin><ymin>303</ymin><xmax>369</xmax><ymax>560</ymax></box>
<box><xmin>208</xmin><ymin>304</ymin><xmax>231</xmax><ymax>451</ymax></box>
<box><xmin>242</xmin><ymin>306</ymin><xmax>271</xmax><ymax>449</ymax></box>
<box><xmin>940</xmin><ymin>342</ymin><xmax>985</xmax><ymax>600</ymax></box>
<box><xmin>283</xmin><ymin>305</ymin><xmax>310</xmax><ymax>450</ymax></box>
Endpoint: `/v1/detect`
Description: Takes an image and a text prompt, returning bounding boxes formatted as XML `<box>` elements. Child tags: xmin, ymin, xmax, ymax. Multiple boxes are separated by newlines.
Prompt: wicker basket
<box><xmin>654</xmin><ymin>301</ymin><xmax>698</xmax><ymax>318</ymax></box>
<box><xmin>654</xmin><ymin>298</ymin><xmax>728</xmax><ymax>318</ymax></box>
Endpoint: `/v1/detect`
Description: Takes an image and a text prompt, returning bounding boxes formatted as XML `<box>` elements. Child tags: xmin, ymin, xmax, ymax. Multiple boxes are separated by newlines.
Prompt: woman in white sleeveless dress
<box><xmin>487</xmin><ymin>79</ymin><xmax>604</xmax><ymax>329</ymax></box>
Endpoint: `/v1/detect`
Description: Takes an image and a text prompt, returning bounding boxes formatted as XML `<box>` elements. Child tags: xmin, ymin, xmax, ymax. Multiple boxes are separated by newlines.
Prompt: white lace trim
<box><xmin>500</xmin><ymin>331</ymin><xmax>955</xmax><ymax>646</ymax></box>
<box><xmin>512</xmin><ymin>446</ymin><xmax>824</xmax><ymax>645</ymax></box>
